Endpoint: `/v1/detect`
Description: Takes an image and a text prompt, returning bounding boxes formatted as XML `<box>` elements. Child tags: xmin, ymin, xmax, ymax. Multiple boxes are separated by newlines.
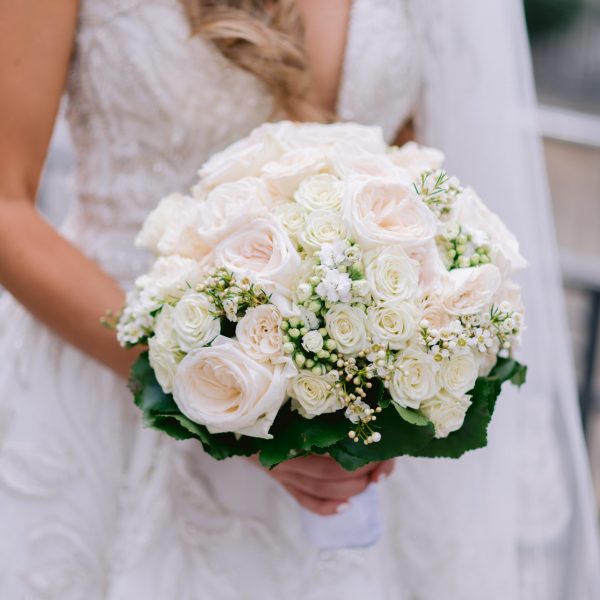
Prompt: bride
<box><xmin>0</xmin><ymin>0</ymin><xmax>598</xmax><ymax>598</ymax></box>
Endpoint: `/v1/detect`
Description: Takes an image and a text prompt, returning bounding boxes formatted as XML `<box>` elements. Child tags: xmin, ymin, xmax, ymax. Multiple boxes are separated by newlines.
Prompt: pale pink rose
<box><xmin>440</xmin><ymin>264</ymin><xmax>502</xmax><ymax>316</ymax></box>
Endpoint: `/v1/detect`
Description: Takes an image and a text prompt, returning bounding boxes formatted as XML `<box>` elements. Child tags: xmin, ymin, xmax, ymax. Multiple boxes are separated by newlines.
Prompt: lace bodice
<box><xmin>64</xmin><ymin>0</ymin><xmax>420</xmax><ymax>286</ymax></box>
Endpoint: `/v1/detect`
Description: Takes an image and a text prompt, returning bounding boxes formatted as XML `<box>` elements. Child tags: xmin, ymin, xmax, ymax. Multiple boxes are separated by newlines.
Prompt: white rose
<box><xmin>236</xmin><ymin>304</ymin><xmax>284</xmax><ymax>362</ymax></box>
<box><xmin>343</xmin><ymin>177</ymin><xmax>437</xmax><ymax>250</ymax></box>
<box><xmin>282</xmin><ymin>122</ymin><xmax>386</xmax><ymax>154</ymax></box>
<box><xmin>136</xmin><ymin>193</ymin><xmax>210</xmax><ymax>259</ymax></box>
<box><xmin>214</xmin><ymin>218</ymin><xmax>301</xmax><ymax>293</ymax></box>
<box><xmin>331</xmin><ymin>143</ymin><xmax>402</xmax><ymax>179</ymax></box>
<box><xmin>294</xmin><ymin>173</ymin><xmax>343</xmax><ymax>212</ymax></box>
<box><xmin>299</xmin><ymin>211</ymin><xmax>349</xmax><ymax>252</ymax></box>
<box><xmin>440</xmin><ymin>264</ymin><xmax>502</xmax><ymax>316</ymax></box>
<box><xmin>197</xmin><ymin>178</ymin><xmax>272</xmax><ymax>247</ymax></box>
<box><xmin>438</xmin><ymin>353</ymin><xmax>479</xmax><ymax>397</ymax></box>
<box><xmin>288</xmin><ymin>371</ymin><xmax>342</xmax><ymax>418</ymax></box>
<box><xmin>148</xmin><ymin>305</ymin><xmax>180</xmax><ymax>393</ymax></box>
<box><xmin>367</xmin><ymin>302</ymin><xmax>420</xmax><ymax>351</ymax></box>
<box><xmin>261</xmin><ymin>147</ymin><xmax>329</xmax><ymax>197</ymax></box>
<box><xmin>351</xmin><ymin>279</ymin><xmax>371</xmax><ymax>298</ymax></box>
<box><xmin>301</xmin><ymin>330</ymin><xmax>324</xmax><ymax>354</ymax></box>
<box><xmin>389</xmin><ymin>348</ymin><xmax>439</xmax><ymax>409</ymax></box>
<box><xmin>172</xmin><ymin>337</ymin><xmax>291</xmax><ymax>438</ymax></box>
<box><xmin>452</xmin><ymin>188</ymin><xmax>527</xmax><ymax>274</ymax></box>
<box><xmin>198</xmin><ymin>122</ymin><xmax>287</xmax><ymax>188</ymax></box>
<box><xmin>273</xmin><ymin>202</ymin><xmax>308</xmax><ymax>238</ymax></box>
<box><xmin>388</xmin><ymin>142</ymin><xmax>444</xmax><ymax>177</ymax></box>
<box><xmin>421</xmin><ymin>390</ymin><xmax>472</xmax><ymax>439</ymax></box>
<box><xmin>136</xmin><ymin>255</ymin><xmax>203</xmax><ymax>307</ymax></box>
<box><xmin>364</xmin><ymin>246</ymin><xmax>419</xmax><ymax>302</ymax></box>
<box><xmin>171</xmin><ymin>292</ymin><xmax>220</xmax><ymax>353</ymax></box>
<box><xmin>324</xmin><ymin>304</ymin><xmax>367</xmax><ymax>356</ymax></box>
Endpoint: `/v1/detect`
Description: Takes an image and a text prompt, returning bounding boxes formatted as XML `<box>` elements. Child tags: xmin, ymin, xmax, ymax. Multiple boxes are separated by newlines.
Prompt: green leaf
<box><xmin>394</xmin><ymin>404</ymin><xmax>430</xmax><ymax>426</ymax></box>
<box><xmin>129</xmin><ymin>353</ymin><xmax>179</xmax><ymax>414</ymax></box>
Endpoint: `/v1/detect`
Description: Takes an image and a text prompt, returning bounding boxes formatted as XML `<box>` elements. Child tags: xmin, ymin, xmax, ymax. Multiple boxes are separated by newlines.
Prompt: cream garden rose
<box><xmin>324</xmin><ymin>304</ymin><xmax>368</xmax><ymax>356</ymax></box>
<box><xmin>214</xmin><ymin>218</ymin><xmax>301</xmax><ymax>292</ymax></box>
<box><xmin>288</xmin><ymin>371</ymin><xmax>341</xmax><ymax>418</ymax></box>
<box><xmin>236</xmin><ymin>305</ymin><xmax>284</xmax><ymax>362</ymax></box>
<box><xmin>171</xmin><ymin>292</ymin><xmax>220</xmax><ymax>353</ymax></box>
<box><xmin>196</xmin><ymin>178</ymin><xmax>272</xmax><ymax>246</ymax></box>
<box><xmin>172</xmin><ymin>338</ymin><xmax>292</xmax><ymax>438</ymax></box>
<box><xmin>421</xmin><ymin>390</ymin><xmax>472</xmax><ymax>439</ymax></box>
<box><xmin>440</xmin><ymin>264</ymin><xmax>502</xmax><ymax>316</ymax></box>
<box><xmin>388</xmin><ymin>348</ymin><xmax>438</xmax><ymax>409</ymax></box>
<box><xmin>367</xmin><ymin>302</ymin><xmax>420</xmax><ymax>351</ymax></box>
<box><xmin>294</xmin><ymin>173</ymin><xmax>343</xmax><ymax>212</ymax></box>
<box><xmin>364</xmin><ymin>246</ymin><xmax>419</xmax><ymax>302</ymax></box>
<box><xmin>343</xmin><ymin>177</ymin><xmax>437</xmax><ymax>249</ymax></box>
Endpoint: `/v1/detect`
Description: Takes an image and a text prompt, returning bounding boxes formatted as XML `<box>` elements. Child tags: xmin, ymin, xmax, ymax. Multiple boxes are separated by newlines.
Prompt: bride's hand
<box><xmin>251</xmin><ymin>455</ymin><xmax>395</xmax><ymax>515</ymax></box>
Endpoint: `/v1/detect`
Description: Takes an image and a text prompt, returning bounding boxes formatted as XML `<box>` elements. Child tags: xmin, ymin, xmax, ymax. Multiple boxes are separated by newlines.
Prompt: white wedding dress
<box><xmin>1</xmin><ymin>1</ymin><xmax>599</xmax><ymax>599</ymax></box>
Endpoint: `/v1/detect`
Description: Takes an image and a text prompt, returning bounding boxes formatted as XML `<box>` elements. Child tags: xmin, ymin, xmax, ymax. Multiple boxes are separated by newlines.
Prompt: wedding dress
<box><xmin>0</xmin><ymin>0</ymin><xmax>598</xmax><ymax>598</ymax></box>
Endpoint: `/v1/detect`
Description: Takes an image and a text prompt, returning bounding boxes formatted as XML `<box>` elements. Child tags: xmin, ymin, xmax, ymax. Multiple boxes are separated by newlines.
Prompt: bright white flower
<box><xmin>294</xmin><ymin>173</ymin><xmax>343</xmax><ymax>212</ymax></box>
<box><xmin>364</xmin><ymin>246</ymin><xmax>419</xmax><ymax>302</ymax></box>
<box><xmin>343</xmin><ymin>177</ymin><xmax>437</xmax><ymax>250</ymax></box>
<box><xmin>452</xmin><ymin>188</ymin><xmax>527</xmax><ymax>275</ymax></box>
<box><xmin>317</xmin><ymin>239</ymin><xmax>351</xmax><ymax>268</ymax></box>
<box><xmin>288</xmin><ymin>371</ymin><xmax>341</xmax><ymax>418</ymax></box>
<box><xmin>196</xmin><ymin>178</ymin><xmax>272</xmax><ymax>247</ymax></box>
<box><xmin>173</xmin><ymin>337</ymin><xmax>292</xmax><ymax>439</ymax></box>
<box><xmin>389</xmin><ymin>348</ymin><xmax>439</xmax><ymax>409</ymax></box>
<box><xmin>199</xmin><ymin>122</ymin><xmax>286</xmax><ymax>188</ymax></box>
<box><xmin>301</xmin><ymin>330</ymin><xmax>324</xmax><ymax>354</ymax></box>
<box><xmin>135</xmin><ymin>193</ymin><xmax>210</xmax><ymax>259</ymax></box>
<box><xmin>261</xmin><ymin>147</ymin><xmax>329</xmax><ymax>197</ymax></box>
<box><xmin>440</xmin><ymin>264</ymin><xmax>502</xmax><ymax>316</ymax></box>
<box><xmin>367</xmin><ymin>302</ymin><xmax>420</xmax><ymax>350</ymax></box>
<box><xmin>172</xmin><ymin>292</ymin><xmax>220</xmax><ymax>353</ymax></box>
<box><xmin>214</xmin><ymin>218</ymin><xmax>301</xmax><ymax>293</ymax></box>
<box><xmin>438</xmin><ymin>353</ymin><xmax>479</xmax><ymax>397</ymax></box>
<box><xmin>296</xmin><ymin>283</ymin><xmax>313</xmax><ymax>302</ymax></box>
<box><xmin>324</xmin><ymin>304</ymin><xmax>368</xmax><ymax>356</ymax></box>
<box><xmin>316</xmin><ymin>269</ymin><xmax>353</xmax><ymax>303</ymax></box>
<box><xmin>421</xmin><ymin>389</ymin><xmax>472</xmax><ymax>439</ymax></box>
<box><xmin>351</xmin><ymin>279</ymin><xmax>371</xmax><ymax>298</ymax></box>
<box><xmin>299</xmin><ymin>211</ymin><xmax>349</xmax><ymax>252</ymax></box>
<box><xmin>236</xmin><ymin>304</ymin><xmax>284</xmax><ymax>362</ymax></box>
<box><xmin>273</xmin><ymin>202</ymin><xmax>308</xmax><ymax>238</ymax></box>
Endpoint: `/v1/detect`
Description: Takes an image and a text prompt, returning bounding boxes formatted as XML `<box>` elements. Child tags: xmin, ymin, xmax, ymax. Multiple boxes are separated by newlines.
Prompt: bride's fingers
<box><xmin>274</xmin><ymin>471</ymin><xmax>371</xmax><ymax>501</ymax></box>
<box><xmin>282</xmin><ymin>484</ymin><xmax>346</xmax><ymax>516</ymax></box>
<box><xmin>368</xmin><ymin>459</ymin><xmax>395</xmax><ymax>484</ymax></box>
<box><xmin>279</xmin><ymin>455</ymin><xmax>378</xmax><ymax>481</ymax></box>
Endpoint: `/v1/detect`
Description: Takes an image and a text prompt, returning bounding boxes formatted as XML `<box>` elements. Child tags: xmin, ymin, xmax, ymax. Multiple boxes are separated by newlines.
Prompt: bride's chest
<box><xmin>69</xmin><ymin>0</ymin><xmax>420</xmax><ymax>168</ymax></box>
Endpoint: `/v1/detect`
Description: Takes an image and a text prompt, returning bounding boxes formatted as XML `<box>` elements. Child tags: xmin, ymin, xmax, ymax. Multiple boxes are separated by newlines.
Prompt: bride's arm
<box><xmin>0</xmin><ymin>1</ymin><xmax>136</xmax><ymax>378</ymax></box>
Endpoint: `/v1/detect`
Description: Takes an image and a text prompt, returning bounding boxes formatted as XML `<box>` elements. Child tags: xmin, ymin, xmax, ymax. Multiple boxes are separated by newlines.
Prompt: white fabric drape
<box><xmin>410</xmin><ymin>1</ymin><xmax>600</xmax><ymax>597</ymax></box>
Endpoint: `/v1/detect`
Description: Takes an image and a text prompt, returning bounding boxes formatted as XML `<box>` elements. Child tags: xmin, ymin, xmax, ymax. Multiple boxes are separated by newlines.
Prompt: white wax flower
<box><xmin>301</xmin><ymin>330</ymin><xmax>324</xmax><ymax>354</ymax></box>
<box><xmin>367</xmin><ymin>302</ymin><xmax>420</xmax><ymax>350</ymax></box>
<box><xmin>299</xmin><ymin>211</ymin><xmax>349</xmax><ymax>252</ymax></box>
<box><xmin>389</xmin><ymin>348</ymin><xmax>439</xmax><ymax>409</ymax></box>
<box><xmin>421</xmin><ymin>389</ymin><xmax>472</xmax><ymax>439</ymax></box>
<box><xmin>324</xmin><ymin>304</ymin><xmax>368</xmax><ymax>356</ymax></box>
<box><xmin>196</xmin><ymin>178</ymin><xmax>272</xmax><ymax>247</ymax></box>
<box><xmin>316</xmin><ymin>269</ymin><xmax>353</xmax><ymax>303</ymax></box>
<box><xmin>236</xmin><ymin>305</ymin><xmax>284</xmax><ymax>362</ymax></box>
<box><xmin>172</xmin><ymin>337</ymin><xmax>292</xmax><ymax>439</ymax></box>
<box><xmin>343</xmin><ymin>177</ymin><xmax>437</xmax><ymax>250</ymax></box>
<box><xmin>288</xmin><ymin>371</ymin><xmax>341</xmax><ymax>418</ymax></box>
<box><xmin>438</xmin><ymin>353</ymin><xmax>479</xmax><ymax>397</ymax></box>
<box><xmin>214</xmin><ymin>218</ymin><xmax>301</xmax><ymax>293</ymax></box>
<box><xmin>171</xmin><ymin>292</ymin><xmax>220</xmax><ymax>353</ymax></box>
<box><xmin>364</xmin><ymin>246</ymin><xmax>419</xmax><ymax>303</ymax></box>
<box><xmin>294</xmin><ymin>173</ymin><xmax>344</xmax><ymax>212</ymax></box>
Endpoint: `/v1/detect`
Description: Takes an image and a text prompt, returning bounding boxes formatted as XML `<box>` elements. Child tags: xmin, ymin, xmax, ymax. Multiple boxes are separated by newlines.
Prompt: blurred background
<box><xmin>35</xmin><ymin>0</ymin><xmax>600</xmax><ymax>511</ymax></box>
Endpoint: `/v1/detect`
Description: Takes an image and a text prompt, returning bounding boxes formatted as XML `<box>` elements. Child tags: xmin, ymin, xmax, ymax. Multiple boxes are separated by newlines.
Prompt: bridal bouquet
<box><xmin>117</xmin><ymin>121</ymin><xmax>526</xmax><ymax>474</ymax></box>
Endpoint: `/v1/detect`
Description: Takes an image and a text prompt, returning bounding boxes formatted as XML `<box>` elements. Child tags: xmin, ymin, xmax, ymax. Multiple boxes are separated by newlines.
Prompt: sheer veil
<box><xmin>405</xmin><ymin>0</ymin><xmax>600</xmax><ymax>597</ymax></box>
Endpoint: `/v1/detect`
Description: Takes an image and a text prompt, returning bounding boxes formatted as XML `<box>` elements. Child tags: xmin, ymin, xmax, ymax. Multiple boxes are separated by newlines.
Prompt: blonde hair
<box><xmin>181</xmin><ymin>0</ymin><xmax>330</xmax><ymax>121</ymax></box>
